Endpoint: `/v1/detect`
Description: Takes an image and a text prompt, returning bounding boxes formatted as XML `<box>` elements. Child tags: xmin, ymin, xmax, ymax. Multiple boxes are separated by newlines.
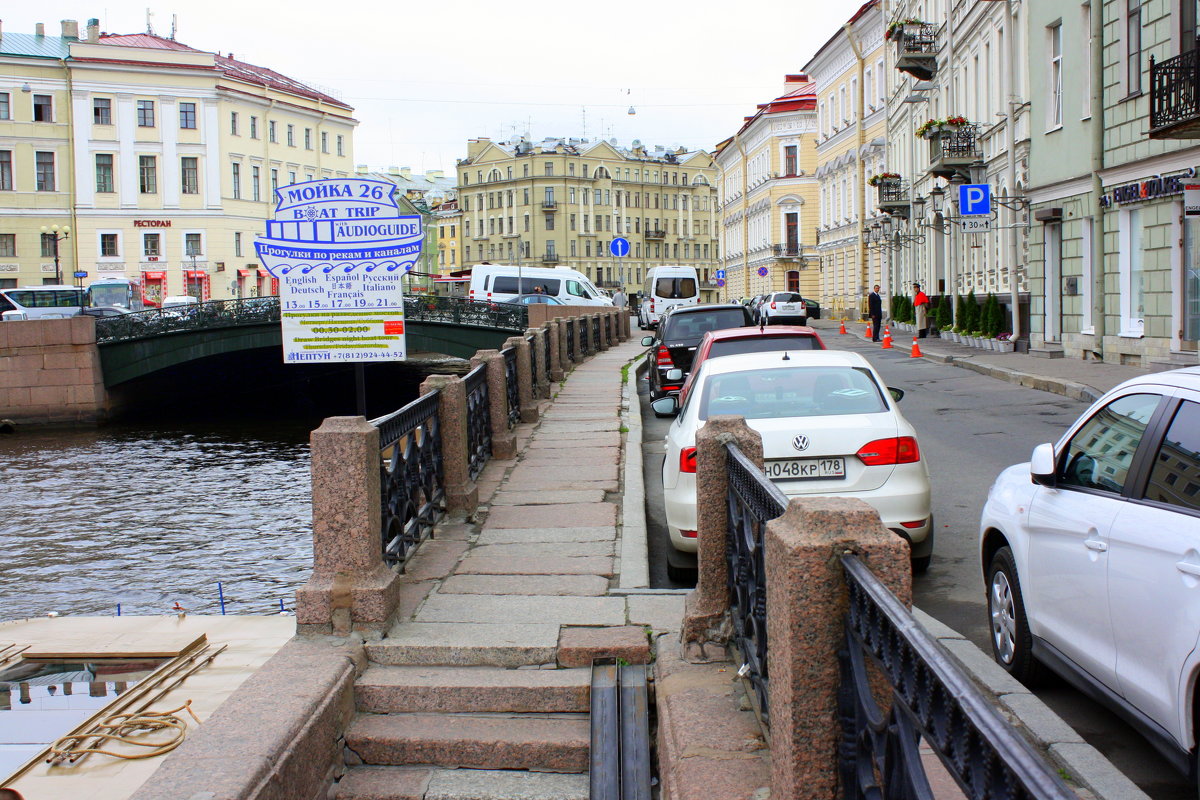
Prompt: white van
<box><xmin>467</xmin><ymin>264</ymin><xmax>612</xmax><ymax>306</ymax></box>
<box><xmin>639</xmin><ymin>266</ymin><xmax>699</xmax><ymax>329</ymax></box>
<box><xmin>0</xmin><ymin>286</ymin><xmax>86</xmax><ymax>320</ymax></box>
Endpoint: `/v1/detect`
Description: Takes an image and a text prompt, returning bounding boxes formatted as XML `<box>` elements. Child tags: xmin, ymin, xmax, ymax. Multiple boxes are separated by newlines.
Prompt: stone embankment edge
<box><xmin>618</xmin><ymin>351</ymin><xmax>650</xmax><ymax>590</ymax></box>
<box><xmin>913</xmin><ymin>609</ymin><xmax>1150</xmax><ymax>800</ymax></box>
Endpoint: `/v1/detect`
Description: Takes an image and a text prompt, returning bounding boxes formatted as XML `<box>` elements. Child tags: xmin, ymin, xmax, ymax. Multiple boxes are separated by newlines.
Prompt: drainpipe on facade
<box><xmin>1089</xmin><ymin>0</ymin><xmax>1106</xmax><ymax>359</ymax></box>
<box><xmin>61</xmin><ymin>58</ymin><xmax>80</xmax><ymax>277</ymax></box>
<box><xmin>1005</xmin><ymin>0</ymin><xmax>1021</xmax><ymax>340</ymax></box>
<box><xmin>846</xmin><ymin>21</ymin><xmax>867</xmax><ymax>319</ymax></box>
<box><xmin>736</xmin><ymin>133</ymin><xmax>750</xmax><ymax>298</ymax></box>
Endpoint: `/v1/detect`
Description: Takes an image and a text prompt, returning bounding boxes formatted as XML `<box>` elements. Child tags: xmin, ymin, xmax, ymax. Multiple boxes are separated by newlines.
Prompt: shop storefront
<box><xmin>141</xmin><ymin>271</ymin><xmax>167</xmax><ymax>307</ymax></box>
<box><xmin>184</xmin><ymin>270</ymin><xmax>211</xmax><ymax>301</ymax></box>
<box><xmin>255</xmin><ymin>268</ymin><xmax>278</xmax><ymax>297</ymax></box>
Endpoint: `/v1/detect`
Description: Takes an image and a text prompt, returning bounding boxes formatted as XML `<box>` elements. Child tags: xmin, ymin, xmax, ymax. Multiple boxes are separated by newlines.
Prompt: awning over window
<box><xmin>142</xmin><ymin>271</ymin><xmax>166</xmax><ymax>280</ymax></box>
<box><xmin>237</xmin><ymin>269</ymin><xmax>252</xmax><ymax>277</ymax></box>
<box><xmin>185</xmin><ymin>270</ymin><xmax>207</xmax><ymax>278</ymax></box>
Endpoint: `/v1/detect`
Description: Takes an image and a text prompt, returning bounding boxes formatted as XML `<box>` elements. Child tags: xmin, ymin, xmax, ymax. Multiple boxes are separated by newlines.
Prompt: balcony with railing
<box><xmin>645</xmin><ymin>228</ymin><xmax>666</xmax><ymax>239</ymax></box>
<box><xmin>874</xmin><ymin>177</ymin><xmax>910</xmax><ymax>217</ymax></box>
<box><xmin>541</xmin><ymin>253</ymin><xmax>560</xmax><ymax>264</ymax></box>
<box><xmin>1150</xmin><ymin>49</ymin><xmax>1200</xmax><ymax>139</ymax></box>
<box><xmin>893</xmin><ymin>23</ymin><xmax>940</xmax><ymax>81</ymax></box>
<box><xmin>926</xmin><ymin>125</ymin><xmax>981</xmax><ymax>179</ymax></box>
<box><xmin>772</xmin><ymin>244</ymin><xmax>802</xmax><ymax>259</ymax></box>
<box><xmin>541</xmin><ymin>200</ymin><xmax>558</xmax><ymax>211</ymax></box>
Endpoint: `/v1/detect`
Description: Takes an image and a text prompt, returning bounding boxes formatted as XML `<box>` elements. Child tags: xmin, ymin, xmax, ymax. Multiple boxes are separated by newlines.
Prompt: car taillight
<box><xmin>681</xmin><ymin>529</ymin><xmax>697</xmax><ymax>538</ymax></box>
<box><xmin>656</xmin><ymin>346</ymin><xmax>674</xmax><ymax>366</ymax></box>
<box><xmin>679</xmin><ymin>446</ymin><xmax>697</xmax><ymax>473</ymax></box>
<box><xmin>856</xmin><ymin>436</ymin><xmax>920</xmax><ymax>466</ymax></box>
<box><xmin>900</xmin><ymin>519</ymin><xmax>927</xmax><ymax>529</ymax></box>
<box><xmin>651</xmin><ymin>299</ymin><xmax>656</xmax><ymax>311</ymax></box>
<box><xmin>770</xmin><ymin>302</ymin><xmax>777</xmax><ymax>309</ymax></box>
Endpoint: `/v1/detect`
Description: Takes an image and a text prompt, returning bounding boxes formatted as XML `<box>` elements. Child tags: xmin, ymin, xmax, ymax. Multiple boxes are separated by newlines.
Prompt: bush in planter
<box><xmin>934</xmin><ymin>295</ymin><xmax>953</xmax><ymax>331</ymax></box>
<box><xmin>982</xmin><ymin>292</ymin><xmax>1004</xmax><ymax>339</ymax></box>
<box><xmin>960</xmin><ymin>292</ymin><xmax>979</xmax><ymax>334</ymax></box>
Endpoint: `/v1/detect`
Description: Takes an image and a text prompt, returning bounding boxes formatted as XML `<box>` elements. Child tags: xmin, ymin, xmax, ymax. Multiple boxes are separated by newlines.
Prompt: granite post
<box><xmin>680</xmin><ymin>416</ymin><xmax>763</xmax><ymax>657</ymax></box>
<box><xmin>764</xmin><ymin>496</ymin><xmax>911</xmax><ymax>800</ymax></box>
<box><xmin>548</xmin><ymin>319</ymin><xmax>565</xmax><ymax>382</ymax></box>
<box><xmin>470</xmin><ymin>349</ymin><xmax>516</xmax><ymax>459</ymax></box>
<box><xmin>296</xmin><ymin>416</ymin><xmax>400</xmax><ymax>636</ymax></box>
<box><xmin>418</xmin><ymin>374</ymin><xmax>478</xmax><ymax>516</ymax></box>
<box><xmin>504</xmin><ymin>335</ymin><xmax>539</xmax><ymax>423</ymax></box>
<box><xmin>526</xmin><ymin>327</ymin><xmax>551</xmax><ymax>399</ymax></box>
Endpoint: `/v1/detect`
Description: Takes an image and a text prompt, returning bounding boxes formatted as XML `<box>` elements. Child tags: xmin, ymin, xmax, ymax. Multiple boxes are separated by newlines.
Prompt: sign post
<box><xmin>610</xmin><ymin>237</ymin><xmax>629</xmax><ymax>293</ymax></box>
<box><xmin>255</xmin><ymin>179</ymin><xmax>423</xmax><ymax>415</ymax></box>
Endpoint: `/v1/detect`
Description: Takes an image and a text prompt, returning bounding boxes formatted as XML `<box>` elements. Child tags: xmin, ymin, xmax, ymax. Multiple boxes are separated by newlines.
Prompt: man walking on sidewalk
<box><xmin>913</xmin><ymin>283</ymin><xmax>930</xmax><ymax>339</ymax></box>
<box><xmin>868</xmin><ymin>285</ymin><xmax>883</xmax><ymax>341</ymax></box>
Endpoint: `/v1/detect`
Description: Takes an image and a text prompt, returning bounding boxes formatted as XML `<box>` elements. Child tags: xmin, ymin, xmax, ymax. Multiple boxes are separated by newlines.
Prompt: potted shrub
<box><xmin>885</xmin><ymin>18</ymin><xmax>924</xmax><ymax>41</ymax></box>
<box><xmin>868</xmin><ymin>172</ymin><xmax>902</xmax><ymax>187</ymax></box>
<box><xmin>943</xmin><ymin>115</ymin><xmax>970</xmax><ymax>131</ymax></box>
<box><xmin>914</xmin><ymin>118</ymin><xmax>945</xmax><ymax>139</ymax></box>
<box><xmin>995</xmin><ymin>331</ymin><xmax>1015</xmax><ymax>353</ymax></box>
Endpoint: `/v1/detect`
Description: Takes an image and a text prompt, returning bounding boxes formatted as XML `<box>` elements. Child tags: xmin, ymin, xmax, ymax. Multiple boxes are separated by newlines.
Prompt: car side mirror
<box><xmin>1030</xmin><ymin>443</ymin><xmax>1057</xmax><ymax>487</ymax></box>
<box><xmin>666</xmin><ymin>368</ymin><xmax>683</xmax><ymax>381</ymax></box>
<box><xmin>888</xmin><ymin>387</ymin><xmax>905</xmax><ymax>402</ymax></box>
<box><xmin>651</xmin><ymin>396</ymin><xmax>679</xmax><ymax>417</ymax></box>
<box><xmin>641</xmin><ymin>336</ymin><xmax>655</xmax><ymax>347</ymax></box>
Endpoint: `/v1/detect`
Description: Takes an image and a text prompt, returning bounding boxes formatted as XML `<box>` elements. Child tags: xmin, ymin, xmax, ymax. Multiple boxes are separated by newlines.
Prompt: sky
<box><xmin>5</xmin><ymin>1</ymin><xmax>860</xmax><ymax>174</ymax></box>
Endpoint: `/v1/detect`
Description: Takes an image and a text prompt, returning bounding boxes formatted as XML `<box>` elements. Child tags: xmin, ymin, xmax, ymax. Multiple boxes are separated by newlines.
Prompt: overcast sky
<box><xmin>7</xmin><ymin>2</ymin><xmax>857</xmax><ymax>174</ymax></box>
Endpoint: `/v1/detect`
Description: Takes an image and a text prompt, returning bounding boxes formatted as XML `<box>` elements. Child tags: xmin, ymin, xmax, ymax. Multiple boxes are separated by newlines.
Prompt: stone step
<box><xmin>333</xmin><ymin>766</ymin><xmax>590</xmax><ymax>800</ymax></box>
<box><xmin>367</xmin><ymin>622</ymin><xmax>559</xmax><ymax>667</ymax></box>
<box><xmin>355</xmin><ymin>665</ymin><xmax>591</xmax><ymax>714</ymax></box>
<box><xmin>345</xmin><ymin>713</ymin><xmax>590</xmax><ymax>773</ymax></box>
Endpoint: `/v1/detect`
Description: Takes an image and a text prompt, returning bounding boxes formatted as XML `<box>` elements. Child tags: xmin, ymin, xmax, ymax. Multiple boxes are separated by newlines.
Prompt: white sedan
<box><xmin>654</xmin><ymin>350</ymin><xmax>933</xmax><ymax>575</ymax></box>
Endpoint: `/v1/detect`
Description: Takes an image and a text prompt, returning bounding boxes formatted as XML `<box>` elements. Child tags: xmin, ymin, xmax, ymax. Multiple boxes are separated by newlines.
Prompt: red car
<box><xmin>676</xmin><ymin>325</ymin><xmax>826</xmax><ymax>405</ymax></box>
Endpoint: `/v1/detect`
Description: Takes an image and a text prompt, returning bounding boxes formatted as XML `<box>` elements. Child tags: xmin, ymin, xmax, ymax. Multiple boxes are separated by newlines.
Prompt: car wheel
<box><xmin>911</xmin><ymin>554</ymin><xmax>931</xmax><ymax>574</ymax></box>
<box><xmin>799</xmin><ymin>317</ymin><xmax>808</xmax><ymax>326</ymax></box>
<box><xmin>666</xmin><ymin>561</ymin><xmax>694</xmax><ymax>583</ymax></box>
<box><xmin>987</xmin><ymin>546</ymin><xmax>1044</xmax><ymax>685</ymax></box>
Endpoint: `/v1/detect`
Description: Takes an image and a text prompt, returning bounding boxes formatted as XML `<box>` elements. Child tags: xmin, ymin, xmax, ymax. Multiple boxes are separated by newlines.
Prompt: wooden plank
<box><xmin>22</xmin><ymin>632</ymin><xmax>207</xmax><ymax>659</ymax></box>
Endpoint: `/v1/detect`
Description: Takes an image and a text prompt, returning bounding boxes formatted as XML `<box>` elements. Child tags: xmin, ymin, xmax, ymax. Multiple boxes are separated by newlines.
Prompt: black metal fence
<box><xmin>1150</xmin><ymin>49</ymin><xmax>1200</xmax><ymax>134</ymax></box>
<box><xmin>725</xmin><ymin>444</ymin><xmax>788</xmax><ymax>727</ymax></box>
<box><xmin>592</xmin><ymin>316</ymin><xmax>601</xmax><ymax>351</ymax></box>
<box><xmin>370</xmin><ymin>392</ymin><xmax>444</xmax><ymax>569</ymax></box>
<box><xmin>502</xmin><ymin>346</ymin><xmax>520</xmax><ymax>429</ymax></box>
<box><xmin>566</xmin><ymin>320</ymin><xmax>576</xmax><ymax>360</ymax></box>
<box><xmin>464</xmin><ymin>363</ymin><xmax>492</xmax><ymax>481</ymax></box>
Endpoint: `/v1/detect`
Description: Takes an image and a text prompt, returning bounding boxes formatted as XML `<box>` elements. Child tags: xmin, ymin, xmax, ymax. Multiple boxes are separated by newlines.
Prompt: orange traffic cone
<box><xmin>881</xmin><ymin>326</ymin><xmax>893</xmax><ymax>349</ymax></box>
<box><xmin>911</xmin><ymin>337</ymin><xmax>923</xmax><ymax>358</ymax></box>
<box><xmin>839</xmin><ymin>319</ymin><xmax>847</xmax><ymax>335</ymax></box>
<box><xmin>865</xmin><ymin>322</ymin><xmax>873</xmax><ymax>339</ymax></box>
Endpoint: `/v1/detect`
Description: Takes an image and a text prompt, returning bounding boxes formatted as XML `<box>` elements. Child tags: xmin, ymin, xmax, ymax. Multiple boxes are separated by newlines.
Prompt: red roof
<box><xmin>95</xmin><ymin>32</ymin><xmax>350</xmax><ymax>109</ymax></box>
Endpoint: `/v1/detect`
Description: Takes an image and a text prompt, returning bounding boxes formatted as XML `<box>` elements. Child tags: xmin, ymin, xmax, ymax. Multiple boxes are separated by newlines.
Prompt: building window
<box><xmin>0</xmin><ymin>151</ymin><xmax>11</xmax><ymax>190</ymax></box>
<box><xmin>0</xmin><ymin>234</ymin><xmax>14</xmax><ymax>257</ymax></box>
<box><xmin>784</xmin><ymin>145</ymin><xmax>797</xmax><ymax>176</ymax></box>
<box><xmin>33</xmin><ymin>95</ymin><xmax>52</xmax><ymax>122</ymax></box>
<box><xmin>231</xmin><ymin>112</ymin><xmax>239</xmax><ymax>135</ymax></box>
<box><xmin>287</xmin><ymin>124</ymin><xmax>295</xmax><ymax>146</ymax></box>
<box><xmin>1126</xmin><ymin>0</ymin><xmax>1142</xmax><ymax>95</ymax></box>
<box><xmin>336</xmin><ymin>135</ymin><xmax>344</xmax><ymax>156</ymax></box>
<box><xmin>185</xmin><ymin>233</ymin><xmax>203</xmax><ymax>256</ymax></box>
<box><xmin>1048</xmin><ymin>23</ymin><xmax>1063</xmax><ymax>127</ymax></box>
<box><xmin>250</xmin><ymin>116</ymin><xmax>258</xmax><ymax>139</ymax></box>
<box><xmin>234</xmin><ymin>232</ymin><xmax>243</xmax><ymax>258</ymax></box>
<box><xmin>181</xmin><ymin>157</ymin><xmax>199</xmax><ymax>194</ymax></box>
<box><xmin>321</xmin><ymin>132</ymin><xmax>328</xmax><ymax>153</ymax></box>
<box><xmin>93</xmin><ymin>98</ymin><xmax>112</xmax><ymax>125</ymax></box>
<box><xmin>271</xmin><ymin>169</ymin><xmax>278</xmax><ymax>192</ymax></box>
<box><xmin>252</xmin><ymin>166</ymin><xmax>261</xmax><ymax>201</ymax></box>
<box><xmin>143</xmin><ymin>233</ymin><xmax>161</xmax><ymax>258</ymax></box>
<box><xmin>304</xmin><ymin>128</ymin><xmax>312</xmax><ymax>149</ymax></box>
<box><xmin>41</xmin><ymin>233</ymin><xmax>57</xmax><ymax>257</ymax></box>
<box><xmin>0</xmin><ymin>93</ymin><xmax>9</xmax><ymax>120</ymax></box>
<box><xmin>95</xmin><ymin>154</ymin><xmax>114</xmax><ymax>193</ymax></box>
<box><xmin>269</xmin><ymin>120</ymin><xmax>277</xmax><ymax>142</ymax></box>
<box><xmin>289</xmin><ymin>171</ymin><xmax>296</xmax><ymax>184</ymax></box>
<box><xmin>137</xmin><ymin>100</ymin><xmax>155</xmax><ymax>127</ymax></box>
<box><xmin>545</xmin><ymin>162</ymin><xmax>554</xmax><ymax>176</ymax></box>
<box><xmin>100</xmin><ymin>233</ymin><xmax>119</xmax><ymax>257</ymax></box>
<box><xmin>35</xmin><ymin>151</ymin><xmax>55</xmax><ymax>191</ymax></box>
<box><xmin>139</xmin><ymin>155</ymin><xmax>157</xmax><ymax>194</ymax></box>
<box><xmin>172</xmin><ymin>101</ymin><xmax>194</xmax><ymax>129</ymax></box>
<box><xmin>232</xmin><ymin>162</ymin><xmax>241</xmax><ymax>199</ymax></box>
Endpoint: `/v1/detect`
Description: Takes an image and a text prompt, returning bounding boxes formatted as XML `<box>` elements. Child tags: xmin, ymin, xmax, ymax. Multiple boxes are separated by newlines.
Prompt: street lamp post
<box><xmin>39</xmin><ymin>224</ymin><xmax>70</xmax><ymax>285</ymax></box>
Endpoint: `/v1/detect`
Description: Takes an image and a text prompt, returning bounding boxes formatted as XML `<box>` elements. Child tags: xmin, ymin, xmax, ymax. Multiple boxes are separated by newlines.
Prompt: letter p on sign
<box><xmin>959</xmin><ymin>184</ymin><xmax>991</xmax><ymax>216</ymax></box>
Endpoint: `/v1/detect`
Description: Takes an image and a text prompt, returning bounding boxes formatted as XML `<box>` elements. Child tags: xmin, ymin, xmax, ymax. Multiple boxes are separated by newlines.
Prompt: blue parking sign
<box><xmin>959</xmin><ymin>184</ymin><xmax>991</xmax><ymax>216</ymax></box>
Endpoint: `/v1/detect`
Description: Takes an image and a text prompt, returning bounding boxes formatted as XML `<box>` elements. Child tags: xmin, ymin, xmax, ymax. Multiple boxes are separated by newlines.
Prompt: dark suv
<box><xmin>641</xmin><ymin>303</ymin><xmax>754</xmax><ymax>402</ymax></box>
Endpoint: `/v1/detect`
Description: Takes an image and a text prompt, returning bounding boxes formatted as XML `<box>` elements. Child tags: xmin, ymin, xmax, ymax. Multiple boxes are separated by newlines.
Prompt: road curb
<box><xmin>617</xmin><ymin>352</ymin><xmax>650</xmax><ymax>589</ymax></box>
<box><xmin>913</xmin><ymin>608</ymin><xmax>1151</xmax><ymax>800</ymax></box>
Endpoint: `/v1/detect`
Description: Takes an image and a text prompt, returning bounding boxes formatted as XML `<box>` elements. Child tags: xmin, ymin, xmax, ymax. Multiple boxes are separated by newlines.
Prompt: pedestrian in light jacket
<box><xmin>868</xmin><ymin>285</ymin><xmax>883</xmax><ymax>341</ymax></box>
<box><xmin>913</xmin><ymin>283</ymin><xmax>930</xmax><ymax>338</ymax></box>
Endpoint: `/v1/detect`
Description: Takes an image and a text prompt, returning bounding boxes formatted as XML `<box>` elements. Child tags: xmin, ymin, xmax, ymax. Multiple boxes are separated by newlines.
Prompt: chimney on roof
<box><xmin>400</xmin><ymin>167</ymin><xmax>412</xmax><ymax>179</ymax></box>
<box><xmin>355</xmin><ymin>164</ymin><xmax>368</xmax><ymax>174</ymax></box>
<box><xmin>61</xmin><ymin>20</ymin><xmax>79</xmax><ymax>39</ymax></box>
<box><xmin>387</xmin><ymin>166</ymin><xmax>400</xmax><ymax>175</ymax></box>
<box><xmin>86</xmin><ymin>18</ymin><xmax>100</xmax><ymax>43</ymax></box>
<box><xmin>35</xmin><ymin>23</ymin><xmax>45</xmax><ymax>37</ymax></box>
<box><xmin>427</xmin><ymin>170</ymin><xmax>443</xmax><ymax>179</ymax></box>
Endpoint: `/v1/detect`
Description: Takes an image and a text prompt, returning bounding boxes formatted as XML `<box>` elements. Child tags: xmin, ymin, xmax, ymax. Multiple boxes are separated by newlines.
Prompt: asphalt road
<box><xmin>637</xmin><ymin>334</ymin><xmax>1191</xmax><ymax>799</ymax></box>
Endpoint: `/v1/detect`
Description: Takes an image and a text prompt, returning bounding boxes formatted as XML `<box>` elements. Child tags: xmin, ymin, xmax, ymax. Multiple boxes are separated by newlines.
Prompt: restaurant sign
<box><xmin>1101</xmin><ymin>169</ymin><xmax>1195</xmax><ymax>207</ymax></box>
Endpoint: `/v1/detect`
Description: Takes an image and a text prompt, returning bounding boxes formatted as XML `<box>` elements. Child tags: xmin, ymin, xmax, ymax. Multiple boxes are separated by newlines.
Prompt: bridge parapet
<box><xmin>0</xmin><ymin>316</ymin><xmax>108</xmax><ymax>425</ymax></box>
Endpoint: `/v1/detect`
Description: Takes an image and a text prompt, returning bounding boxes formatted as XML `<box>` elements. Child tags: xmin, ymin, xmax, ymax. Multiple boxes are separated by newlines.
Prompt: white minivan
<box><xmin>467</xmin><ymin>264</ymin><xmax>612</xmax><ymax>306</ymax></box>
<box><xmin>639</xmin><ymin>266</ymin><xmax>699</xmax><ymax>329</ymax></box>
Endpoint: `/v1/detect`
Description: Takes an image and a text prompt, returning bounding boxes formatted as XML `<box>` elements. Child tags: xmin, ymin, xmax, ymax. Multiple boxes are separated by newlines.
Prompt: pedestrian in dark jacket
<box><xmin>868</xmin><ymin>285</ymin><xmax>883</xmax><ymax>341</ymax></box>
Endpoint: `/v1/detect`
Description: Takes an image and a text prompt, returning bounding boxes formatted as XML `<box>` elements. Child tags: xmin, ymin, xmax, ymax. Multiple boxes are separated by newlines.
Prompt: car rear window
<box><xmin>698</xmin><ymin>366</ymin><xmax>887</xmax><ymax>420</ymax></box>
<box><xmin>654</xmin><ymin>277</ymin><xmax>697</xmax><ymax>299</ymax></box>
<box><xmin>709</xmin><ymin>336</ymin><xmax>822</xmax><ymax>359</ymax></box>
<box><xmin>663</xmin><ymin>308</ymin><xmax>749</xmax><ymax>340</ymax></box>
<box><xmin>771</xmin><ymin>293</ymin><xmax>804</xmax><ymax>303</ymax></box>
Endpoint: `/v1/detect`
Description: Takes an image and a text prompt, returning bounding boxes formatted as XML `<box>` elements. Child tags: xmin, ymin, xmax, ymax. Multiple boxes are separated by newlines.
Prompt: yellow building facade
<box><xmin>455</xmin><ymin>136</ymin><xmax>720</xmax><ymax>298</ymax></box>
<box><xmin>714</xmin><ymin>75</ymin><xmax>820</xmax><ymax>302</ymax></box>
<box><xmin>0</xmin><ymin>20</ymin><xmax>355</xmax><ymax>303</ymax></box>
<box><xmin>806</xmin><ymin>0</ymin><xmax>888</xmax><ymax>319</ymax></box>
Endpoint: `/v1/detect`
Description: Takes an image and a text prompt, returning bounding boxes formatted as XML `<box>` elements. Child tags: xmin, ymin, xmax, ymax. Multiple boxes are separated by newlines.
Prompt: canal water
<box><xmin>0</xmin><ymin>419</ymin><xmax>317</xmax><ymax>621</ymax></box>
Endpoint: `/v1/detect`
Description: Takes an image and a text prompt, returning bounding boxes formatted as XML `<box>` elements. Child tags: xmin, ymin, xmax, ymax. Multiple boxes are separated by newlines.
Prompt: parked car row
<box><xmin>741</xmin><ymin>292</ymin><xmax>822</xmax><ymax>325</ymax></box>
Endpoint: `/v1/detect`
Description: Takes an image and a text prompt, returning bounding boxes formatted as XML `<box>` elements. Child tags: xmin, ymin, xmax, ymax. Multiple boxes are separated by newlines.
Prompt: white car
<box><xmin>654</xmin><ymin>350</ymin><xmax>932</xmax><ymax>579</ymax></box>
<box><xmin>980</xmin><ymin>367</ymin><xmax>1200</xmax><ymax>779</ymax></box>
<box><xmin>758</xmin><ymin>292</ymin><xmax>808</xmax><ymax>326</ymax></box>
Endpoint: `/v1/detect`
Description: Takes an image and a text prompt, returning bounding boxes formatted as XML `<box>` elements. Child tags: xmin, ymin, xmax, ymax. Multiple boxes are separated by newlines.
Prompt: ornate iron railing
<box><xmin>928</xmin><ymin>125</ymin><xmax>981</xmax><ymax>163</ymax></box>
<box><xmin>838</xmin><ymin>555</ymin><xmax>1076</xmax><ymax>800</ymax></box>
<box><xmin>464</xmin><ymin>364</ymin><xmax>492</xmax><ymax>480</ymax></box>
<box><xmin>772</xmin><ymin>243</ymin><xmax>802</xmax><ymax>258</ymax></box>
<box><xmin>592</xmin><ymin>315</ymin><xmax>601</xmax><ymax>351</ymax></box>
<box><xmin>543</xmin><ymin>328</ymin><xmax>552</xmax><ymax>379</ymax></box>
<box><xmin>566</xmin><ymin>319</ymin><xmax>576</xmax><ymax>360</ymax></box>
<box><xmin>95</xmin><ymin>295</ymin><xmax>527</xmax><ymax>345</ymax></box>
<box><xmin>370</xmin><ymin>392</ymin><xmax>444</xmax><ymax>569</ymax></box>
<box><xmin>1150</xmin><ymin>49</ymin><xmax>1200</xmax><ymax>134</ymax></box>
<box><xmin>725</xmin><ymin>443</ymin><xmax>788</xmax><ymax>728</ymax></box>
<box><xmin>502</xmin><ymin>346</ymin><xmax>520</xmax><ymax>429</ymax></box>
<box><xmin>896</xmin><ymin>23</ymin><xmax>939</xmax><ymax>56</ymax></box>
<box><xmin>876</xmin><ymin>179</ymin><xmax>910</xmax><ymax>206</ymax></box>
<box><xmin>603</xmin><ymin>313</ymin><xmax>612</xmax><ymax>343</ymax></box>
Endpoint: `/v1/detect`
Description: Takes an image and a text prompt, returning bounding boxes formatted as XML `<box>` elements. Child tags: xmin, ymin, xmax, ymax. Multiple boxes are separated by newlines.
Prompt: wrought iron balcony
<box><xmin>772</xmin><ymin>244</ymin><xmax>803</xmax><ymax>259</ymax></box>
<box><xmin>541</xmin><ymin>200</ymin><xmax>558</xmax><ymax>211</ymax></box>
<box><xmin>1150</xmin><ymin>49</ymin><xmax>1200</xmax><ymax>139</ymax></box>
<box><xmin>541</xmin><ymin>253</ymin><xmax>560</xmax><ymax>264</ymax></box>
<box><xmin>645</xmin><ymin>229</ymin><xmax>666</xmax><ymax>239</ymax></box>
<box><xmin>894</xmin><ymin>23</ymin><xmax>940</xmax><ymax>81</ymax></box>
<box><xmin>875</xmin><ymin>179</ymin><xmax>911</xmax><ymax>217</ymax></box>
<box><xmin>927</xmin><ymin>126</ymin><xmax>981</xmax><ymax>179</ymax></box>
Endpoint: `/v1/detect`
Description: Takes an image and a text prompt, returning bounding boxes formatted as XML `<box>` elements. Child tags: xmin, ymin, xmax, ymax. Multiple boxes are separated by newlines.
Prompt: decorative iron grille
<box><xmin>876</xmin><ymin>179</ymin><xmax>909</xmax><ymax>206</ymax></box>
<box><xmin>604</xmin><ymin>313</ymin><xmax>612</xmax><ymax>343</ymax></box>
<box><xmin>370</xmin><ymin>392</ymin><xmax>444</xmax><ymax>569</ymax></box>
<box><xmin>464</xmin><ymin>364</ymin><xmax>492</xmax><ymax>480</ymax></box>
<box><xmin>543</xmin><ymin>329</ymin><xmax>552</xmax><ymax>379</ymax></box>
<box><xmin>566</xmin><ymin>320</ymin><xmax>577</xmax><ymax>360</ymax></box>
<box><xmin>928</xmin><ymin>125</ymin><xmax>980</xmax><ymax>163</ymax></box>
<box><xmin>592</xmin><ymin>316</ymin><xmax>601</xmax><ymax>351</ymax></box>
<box><xmin>1150</xmin><ymin>50</ymin><xmax>1200</xmax><ymax>133</ymax></box>
<box><xmin>896</xmin><ymin>23</ymin><xmax>939</xmax><ymax>56</ymax></box>
<box><xmin>404</xmin><ymin>295</ymin><xmax>527</xmax><ymax>330</ymax></box>
<box><xmin>838</xmin><ymin>555</ymin><xmax>1076</xmax><ymax>800</ymax></box>
<box><xmin>725</xmin><ymin>443</ymin><xmax>789</xmax><ymax>728</ymax></box>
<box><xmin>502</xmin><ymin>346</ymin><xmax>520</xmax><ymax>429</ymax></box>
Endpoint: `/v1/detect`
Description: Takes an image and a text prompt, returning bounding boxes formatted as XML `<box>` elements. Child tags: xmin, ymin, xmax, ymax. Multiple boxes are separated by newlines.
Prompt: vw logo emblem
<box><xmin>791</xmin><ymin>435</ymin><xmax>810</xmax><ymax>452</ymax></box>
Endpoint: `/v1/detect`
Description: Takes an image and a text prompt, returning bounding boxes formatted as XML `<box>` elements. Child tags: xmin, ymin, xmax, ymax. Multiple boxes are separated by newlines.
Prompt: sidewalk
<box><xmin>808</xmin><ymin>317</ymin><xmax>1190</xmax><ymax>402</ymax></box>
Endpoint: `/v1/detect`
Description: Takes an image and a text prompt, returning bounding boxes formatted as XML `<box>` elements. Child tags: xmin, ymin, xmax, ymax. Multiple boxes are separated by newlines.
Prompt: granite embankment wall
<box><xmin>0</xmin><ymin>318</ymin><xmax>108</xmax><ymax>425</ymax></box>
